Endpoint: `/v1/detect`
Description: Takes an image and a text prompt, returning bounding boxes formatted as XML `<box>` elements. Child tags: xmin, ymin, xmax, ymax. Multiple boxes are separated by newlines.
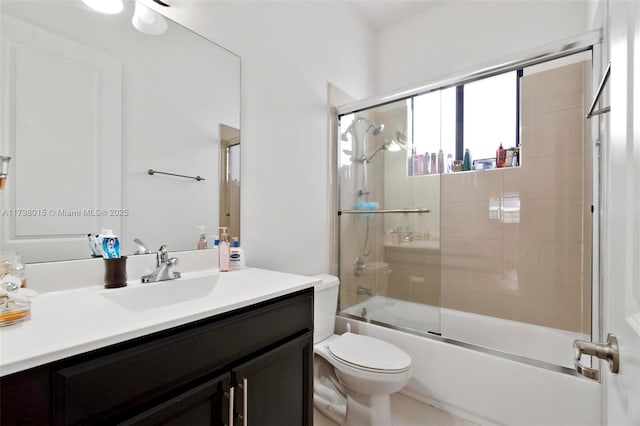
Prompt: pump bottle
<box><xmin>218</xmin><ymin>227</ymin><xmax>230</xmax><ymax>272</ymax></box>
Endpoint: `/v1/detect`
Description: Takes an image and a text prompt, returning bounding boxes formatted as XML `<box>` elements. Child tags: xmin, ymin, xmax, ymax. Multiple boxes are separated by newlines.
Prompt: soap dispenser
<box><xmin>197</xmin><ymin>226</ymin><xmax>207</xmax><ymax>250</ymax></box>
<box><xmin>218</xmin><ymin>227</ymin><xmax>230</xmax><ymax>272</ymax></box>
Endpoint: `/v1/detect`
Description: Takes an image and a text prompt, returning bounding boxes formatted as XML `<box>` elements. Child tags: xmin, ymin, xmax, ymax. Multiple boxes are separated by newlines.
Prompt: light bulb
<box><xmin>132</xmin><ymin>1</ymin><xmax>168</xmax><ymax>35</ymax></box>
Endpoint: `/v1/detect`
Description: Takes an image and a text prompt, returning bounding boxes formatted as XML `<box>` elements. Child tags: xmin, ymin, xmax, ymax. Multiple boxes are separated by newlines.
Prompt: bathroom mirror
<box><xmin>0</xmin><ymin>1</ymin><xmax>241</xmax><ymax>263</ymax></box>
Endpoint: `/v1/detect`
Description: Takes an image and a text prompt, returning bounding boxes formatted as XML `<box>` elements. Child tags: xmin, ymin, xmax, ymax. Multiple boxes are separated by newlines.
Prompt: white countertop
<box><xmin>0</xmin><ymin>267</ymin><xmax>318</xmax><ymax>377</ymax></box>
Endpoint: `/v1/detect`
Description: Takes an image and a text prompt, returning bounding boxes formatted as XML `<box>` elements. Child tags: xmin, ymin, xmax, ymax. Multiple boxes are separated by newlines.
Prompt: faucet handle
<box><xmin>157</xmin><ymin>244</ymin><xmax>169</xmax><ymax>264</ymax></box>
<box><xmin>134</xmin><ymin>238</ymin><xmax>151</xmax><ymax>255</ymax></box>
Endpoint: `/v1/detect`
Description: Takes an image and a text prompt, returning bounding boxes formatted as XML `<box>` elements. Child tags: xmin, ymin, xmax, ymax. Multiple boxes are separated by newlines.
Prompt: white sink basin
<box><xmin>100</xmin><ymin>274</ymin><xmax>218</xmax><ymax>312</ymax></box>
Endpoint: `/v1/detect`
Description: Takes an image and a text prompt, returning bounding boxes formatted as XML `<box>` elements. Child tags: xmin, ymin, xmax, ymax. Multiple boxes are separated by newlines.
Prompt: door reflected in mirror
<box><xmin>220</xmin><ymin>124</ymin><xmax>240</xmax><ymax>242</ymax></box>
<box><xmin>0</xmin><ymin>1</ymin><xmax>240</xmax><ymax>263</ymax></box>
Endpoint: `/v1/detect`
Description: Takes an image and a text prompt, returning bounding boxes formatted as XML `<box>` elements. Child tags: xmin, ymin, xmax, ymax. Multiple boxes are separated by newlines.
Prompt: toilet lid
<box><xmin>327</xmin><ymin>333</ymin><xmax>411</xmax><ymax>372</ymax></box>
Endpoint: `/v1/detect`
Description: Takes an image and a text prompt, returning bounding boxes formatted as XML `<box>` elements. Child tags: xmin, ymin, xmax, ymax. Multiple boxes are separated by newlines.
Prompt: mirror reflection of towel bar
<box><xmin>147</xmin><ymin>169</ymin><xmax>205</xmax><ymax>181</ymax></box>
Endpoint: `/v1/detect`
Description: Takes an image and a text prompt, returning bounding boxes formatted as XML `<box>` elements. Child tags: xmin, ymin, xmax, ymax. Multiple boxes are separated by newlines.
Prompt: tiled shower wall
<box><xmin>440</xmin><ymin>60</ymin><xmax>592</xmax><ymax>334</ymax></box>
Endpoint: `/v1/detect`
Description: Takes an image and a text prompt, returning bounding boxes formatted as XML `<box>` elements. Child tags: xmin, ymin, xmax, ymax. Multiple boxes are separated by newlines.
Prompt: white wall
<box><xmin>154</xmin><ymin>1</ymin><xmax>375</xmax><ymax>275</ymax></box>
<box><xmin>375</xmin><ymin>1</ymin><xmax>590</xmax><ymax>93</ymax></box>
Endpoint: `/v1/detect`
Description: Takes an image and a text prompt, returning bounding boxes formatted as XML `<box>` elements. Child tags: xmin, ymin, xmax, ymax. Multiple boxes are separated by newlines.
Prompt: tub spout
<box><xmin>357</xmin><ymin>286</ymin><xmax>372</xmax><ymax>296</ymax></box>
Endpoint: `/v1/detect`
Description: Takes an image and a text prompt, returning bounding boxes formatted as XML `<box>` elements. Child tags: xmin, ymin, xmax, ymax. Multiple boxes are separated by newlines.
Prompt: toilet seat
<box><xmin>327</xmin><ymin>333</ymin><xmax>411</xmax><ymax>373</ymax></box>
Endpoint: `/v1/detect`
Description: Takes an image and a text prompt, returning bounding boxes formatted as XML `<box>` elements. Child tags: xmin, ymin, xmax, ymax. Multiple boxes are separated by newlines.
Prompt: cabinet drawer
<box><xmin>54</xmin><ymin>289</ymin><xmax>312</xmax><ymax>425</ymax></box>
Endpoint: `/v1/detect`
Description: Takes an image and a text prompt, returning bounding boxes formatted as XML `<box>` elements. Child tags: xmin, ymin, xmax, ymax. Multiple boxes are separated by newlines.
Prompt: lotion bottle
<box><xmin>230</xmin><ymin>237</ymin><xmax>245</xmax><ymax>270</ymax></box>
<box><xmin>218</xmin><ymin>227</ymin><xmax>230</xmax><ymax>272</ymax></box>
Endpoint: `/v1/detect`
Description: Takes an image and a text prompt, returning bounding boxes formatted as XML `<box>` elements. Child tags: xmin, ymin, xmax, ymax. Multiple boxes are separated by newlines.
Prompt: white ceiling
<box><xmin>346</xmin><ymin>1</ymin><xmax>437</xmax><ymax>31</ymax></box>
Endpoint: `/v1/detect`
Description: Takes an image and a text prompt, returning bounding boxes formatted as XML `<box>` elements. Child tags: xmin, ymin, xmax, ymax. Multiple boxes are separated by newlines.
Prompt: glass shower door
<box><xmin>337</xmin><ymin>98</ymin><xmax>443</xmax><ymax>337</ymax></box>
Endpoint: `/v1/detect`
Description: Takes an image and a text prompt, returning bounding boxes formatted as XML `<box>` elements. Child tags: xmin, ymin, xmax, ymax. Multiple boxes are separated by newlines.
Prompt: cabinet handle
<box><xmin>242</xmin><ymin>378</ymin><xmax>248</xmax><ymax>426</ymax></box>
<box><xmin>228</xmin><ymin>386</ymin><xmax>234</xmax><ymax>426</ymax></box>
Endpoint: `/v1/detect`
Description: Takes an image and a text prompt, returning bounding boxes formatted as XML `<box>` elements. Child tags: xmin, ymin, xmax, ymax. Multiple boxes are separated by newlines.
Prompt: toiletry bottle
<box><xmin>446</xmin><ymin>153</ymin><xmax>453</xmax><ymax>173</ymax></box>
<box><xmin>408</xmin><ymin>148</ymin><xmax>415</xmax><ymax>176</ymax></box>
<box><xmin>437</xmin><ymin>149</ymin><xmax>444</xmax><ymax>174</ymax></box>
<box><xmin>430</xmin><ymin>153</ymin><xmax>437</xmax><ymax>175</ymax></box>
<box><xmin>230</xmin><ymin>237</ymin><xmax>245</xmax><ymax>270</ymax></box>
<box><xmin>218</xmin><ymin>227</ymin><xmax>230</xmax><ymax>272</ymax></box>
<box><xmin>496</xmin><ymin>143</ymin><xmax>506</xmax><ymax>168</ymax></box>
<box><xmin>197</xmin><ymin>226</ymin><xmax>207</xmax><ymax>249</ymax></box>
<box><xmin>422</xmin><ymin>152</ymin><xmax>429</xmax><ymax>175</ymax></box>
<box><xmin>512</xmin><ymin>147</ymin><xmax>519</xmax><ymax>167</ymax></box>
<box><xmin>463</xmin><ymin>149</ymin><xmax>472</xmax><ymax>171</ymax></box>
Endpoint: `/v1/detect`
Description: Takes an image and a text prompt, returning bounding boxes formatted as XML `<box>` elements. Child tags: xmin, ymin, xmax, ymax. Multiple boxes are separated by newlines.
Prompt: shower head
<box><xmin>354</xmin><ymin>116</ymin><xmax>384</xmax><ymax>137</ymax></box>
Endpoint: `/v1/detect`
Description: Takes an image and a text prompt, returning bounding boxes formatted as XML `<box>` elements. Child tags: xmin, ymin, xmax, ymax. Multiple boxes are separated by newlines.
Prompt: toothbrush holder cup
<box><xmin>103</xmin><ymin>256</ymin><xmax>127</xmax><ymax>289</ymax></box>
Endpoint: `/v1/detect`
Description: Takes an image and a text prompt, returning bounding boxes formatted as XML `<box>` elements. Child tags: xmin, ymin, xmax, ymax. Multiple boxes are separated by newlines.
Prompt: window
<box><xmin>463</xmin><ymin>72</ymin><xmax>518</xmax><ymax>161</ymax></box>
<box><xmin>409</xmin><ymin>70</ymin><xmax>520</xmax><ymax>171</ymax></box>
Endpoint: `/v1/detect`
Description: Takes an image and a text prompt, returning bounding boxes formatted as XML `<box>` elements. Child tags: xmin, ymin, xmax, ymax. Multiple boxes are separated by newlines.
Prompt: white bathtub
<box><xmin>342</xmin><ymin>295</ymin><xmax>588</xmax><ymax>369</ymax></box>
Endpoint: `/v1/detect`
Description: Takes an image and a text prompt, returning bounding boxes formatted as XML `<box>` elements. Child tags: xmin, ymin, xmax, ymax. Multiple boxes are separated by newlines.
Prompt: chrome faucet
<box><xmin>141</xmin><ymin>245</ymin><xmax>181</xmax><ymax>283</ymax></box>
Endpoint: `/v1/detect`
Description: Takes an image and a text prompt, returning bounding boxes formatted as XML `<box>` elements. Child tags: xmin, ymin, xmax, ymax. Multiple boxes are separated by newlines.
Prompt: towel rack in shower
<box><xmin>338</xmin><ymin>208</ymin><xmax>431</xmax><ymax>215</ymax></box>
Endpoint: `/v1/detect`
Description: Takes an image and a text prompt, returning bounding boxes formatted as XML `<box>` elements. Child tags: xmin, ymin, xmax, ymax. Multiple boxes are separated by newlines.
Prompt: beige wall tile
<box><xmin>521</xmin><ymin>61</ymin><xmax>585</xmax><ymax>117</ymax></box>
<box><xmin>441</xmin><ymin>169</ymin><xmax>503</xmax><ymax>204</ymax></box>
<box><xmin>503</xmin><ymin>153</ymin><xmax>583</xmax><ymax>200</ymax></box>
<box><xmin>503</xmin><ymin>240</ymin><xmax>583</xmax><ymax>288</ymax></box>
<box><xmin>441</xmin><ymin>200</ymin><xmax>504</xmax><ymax>240</ymax></box>
<box><xmin>501</xmin><ymin>283</ymin><xmax>585</xmax><ymax>332</ymax></box>
<box><xmin>441</xmin><ymin>238</ymin><xmax>504</xmax><ymax>276</ymax></box>
<box><xmin>523</xmin><ymin>107</ymin><xmax>585</xmax><ymax>158</ymax></box>
<box><xmin>503</xmin><ymin>197</ymin><xmax>583</xmax><ymax>242</ymax></box>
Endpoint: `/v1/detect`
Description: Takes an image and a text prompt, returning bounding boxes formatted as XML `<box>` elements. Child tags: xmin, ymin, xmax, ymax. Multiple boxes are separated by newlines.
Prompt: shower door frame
<box><xmin>332</xmin><ymin>29</ymin><xmax>604</xmax><ymax>377</ymax></box>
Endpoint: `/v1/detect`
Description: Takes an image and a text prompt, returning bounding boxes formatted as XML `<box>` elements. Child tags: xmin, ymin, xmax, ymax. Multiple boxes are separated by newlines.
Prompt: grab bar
<box><xmin>147</xmin><ymin>169</ymin><xmax>205</xmax><ymax>181</ymax></box>
<box><xmin>586</xmin><ymin>61</ymin><xmax>611</xmax><ymax>119</ymax></box>
<box><xmin>339</xmin><ymin>208</ymin><xmax>430</xmax><ymax>215</ymax></box>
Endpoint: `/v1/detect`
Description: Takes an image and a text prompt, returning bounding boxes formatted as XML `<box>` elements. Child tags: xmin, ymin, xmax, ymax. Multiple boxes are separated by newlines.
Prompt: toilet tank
<box><xmin>312</xmin><ymin>274</ymin><xmax>340</xmax><ymax>344</ymax></box>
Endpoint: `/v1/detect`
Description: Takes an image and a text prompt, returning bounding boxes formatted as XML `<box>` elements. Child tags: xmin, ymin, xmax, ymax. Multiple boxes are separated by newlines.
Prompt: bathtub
<box><xmin>341</xmin><ymin>295</ymin><xmax>588</xmax><ymax>369</ymax></box>
<box><xmin>338</xmin><ymin>296</ymin><xmax>601</xmax><ymax>426</ymax></box>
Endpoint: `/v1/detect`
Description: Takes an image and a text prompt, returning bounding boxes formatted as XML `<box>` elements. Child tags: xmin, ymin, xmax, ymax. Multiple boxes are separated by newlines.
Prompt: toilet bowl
<box><xmin>312</xmin><ymin>274</ymin><xmax>412</xmax><ymax>426</ymax></box>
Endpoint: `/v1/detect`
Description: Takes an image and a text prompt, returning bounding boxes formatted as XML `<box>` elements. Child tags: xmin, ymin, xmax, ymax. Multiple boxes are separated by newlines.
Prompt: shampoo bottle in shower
<box><xmin>463</xmin><ymin>149</ymin><xmax>472</xmax><ymax>171</ymax></box>
<box><xmin>218</xmin><ymin>227</ymin><xmax>230</xmax><ymax>272</ymax></box>
<box><xmin>496</xmin><ymin>143</ymin><xmax>506</xmax><ymax>168</ymax></box>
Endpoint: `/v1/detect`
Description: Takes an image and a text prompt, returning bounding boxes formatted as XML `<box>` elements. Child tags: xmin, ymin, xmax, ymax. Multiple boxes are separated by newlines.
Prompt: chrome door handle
<box><xmin>574</xmin><ymin>333</ymin><xmax>620</xmax><ymax>380</ymax></box>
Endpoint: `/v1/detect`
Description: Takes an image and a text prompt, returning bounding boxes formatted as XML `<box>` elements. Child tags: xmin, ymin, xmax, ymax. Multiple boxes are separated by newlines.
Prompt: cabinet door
<box><xmin>232</xmin><ymin>332</ymin><xmax>313</xmax><ymax>426</ymax></box>
<box><xmin>119</xmin><ymin>373</ymin><xmax>230</xmax><ymax>426</ymax></box>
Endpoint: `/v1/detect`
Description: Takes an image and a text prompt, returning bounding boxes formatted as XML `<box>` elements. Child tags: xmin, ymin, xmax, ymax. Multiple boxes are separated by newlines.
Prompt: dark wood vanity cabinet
<box><xmin>0</xmin><ymin>288</ymin><xmax>313</xmax><ymax>426</ymax></box>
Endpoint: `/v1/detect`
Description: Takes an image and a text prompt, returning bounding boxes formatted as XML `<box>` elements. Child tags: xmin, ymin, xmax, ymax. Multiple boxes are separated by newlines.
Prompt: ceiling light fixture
<box><xmin>81</xmin><ymin>0</ymin><xmax>124</xmax><ymax>15</ymax></box>
<box><xmin>132</xmin><ymin>1</ymin><xmax>168</xmax><ymax>35</ymax></box>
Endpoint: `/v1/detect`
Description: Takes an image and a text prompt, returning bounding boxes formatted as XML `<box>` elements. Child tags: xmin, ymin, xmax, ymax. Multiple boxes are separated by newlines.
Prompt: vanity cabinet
<box><xmin>0</xmin><ymin>288</ymin><xmax>313</xmax><ymax>426</ymax></box>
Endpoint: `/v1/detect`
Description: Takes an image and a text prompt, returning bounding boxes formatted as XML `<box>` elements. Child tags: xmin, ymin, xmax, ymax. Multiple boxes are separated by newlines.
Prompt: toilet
<box><xmin>313</xmin><ymin>274</ymin><xmax>412</xmax><ymax>426</ymax></box>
